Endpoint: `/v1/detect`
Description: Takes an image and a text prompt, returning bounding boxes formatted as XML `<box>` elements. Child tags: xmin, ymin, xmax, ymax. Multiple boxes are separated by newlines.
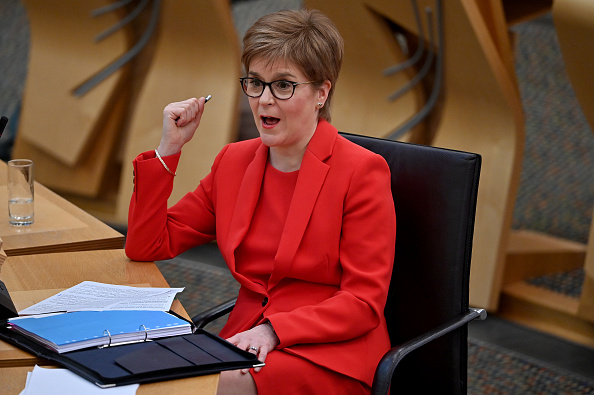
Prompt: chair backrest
<box><xmin>341</xmin><ymin>132</ymin><xmax>481</xmax><ymax>393</ymax></box>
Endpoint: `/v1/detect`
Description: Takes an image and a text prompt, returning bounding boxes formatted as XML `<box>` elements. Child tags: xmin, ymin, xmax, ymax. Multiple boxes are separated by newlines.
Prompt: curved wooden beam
<box><xmin>15</xmin><ymin>0</ymin><xmax>128</xmax><ymax>167</ymax></box>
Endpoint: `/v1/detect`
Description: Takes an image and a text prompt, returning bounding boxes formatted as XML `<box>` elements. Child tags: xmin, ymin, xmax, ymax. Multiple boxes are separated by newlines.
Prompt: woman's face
<box><xmin>247</xmin><ymin>57</ymin><xmax>330</xmax><ymax>152</ymax></box>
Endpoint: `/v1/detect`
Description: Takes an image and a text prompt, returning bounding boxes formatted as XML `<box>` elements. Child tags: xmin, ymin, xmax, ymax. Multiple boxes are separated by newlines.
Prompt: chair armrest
<box><xmin>191</xmin><ymin>297</ymin><xmax>237</xmax><ymax>329</ymax></box>
<box><xmin>372</xmin><ymin>308</ymin><xmax>487</xmax><ymax>395</ymax></box>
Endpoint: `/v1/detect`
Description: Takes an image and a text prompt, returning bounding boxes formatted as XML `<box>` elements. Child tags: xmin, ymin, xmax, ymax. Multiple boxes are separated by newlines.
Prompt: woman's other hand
<box><xmin>157</xmin><ymin>96</ymin><xmax>207</xmax><ymax>156</ymax></box>
<box><xmin>227</xmin><ymin>322</ymin><xmax>280</xmax><ymax>373</ymax></box>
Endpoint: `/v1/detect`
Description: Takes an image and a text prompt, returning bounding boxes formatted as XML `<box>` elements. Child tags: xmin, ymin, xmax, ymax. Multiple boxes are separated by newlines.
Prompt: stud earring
<box><xmin>317</xmin><ymin>102</ymin><xmax>323</xmax><ymax>108</ymax></box>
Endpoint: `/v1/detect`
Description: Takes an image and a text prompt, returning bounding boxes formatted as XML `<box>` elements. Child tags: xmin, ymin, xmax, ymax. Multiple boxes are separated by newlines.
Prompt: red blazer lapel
<box><xmin>269</xmin><ymin>120</ymin><xmax>337</xmax><ymax>289</ymax></box>
<box><xmin>225</xmin><ymin>143</ymin><xmax>268</xmax><ymax>293</ymax></box>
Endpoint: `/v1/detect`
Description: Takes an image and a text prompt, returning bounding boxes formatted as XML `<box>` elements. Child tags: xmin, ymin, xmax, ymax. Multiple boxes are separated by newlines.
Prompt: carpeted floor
<box><xmin>467</xmin><ymin>338</ymin><xmax>594</xmax><ymax>394</ymax></box>
<box><xmin>510</xmin><ymin>14</ymin><xmax>594</xmax><ymax>245</ymax></box>
<box><xmin>527</xmin><ymin>267</ymin><xmax>585</xmax><ymax>298</ymax></box>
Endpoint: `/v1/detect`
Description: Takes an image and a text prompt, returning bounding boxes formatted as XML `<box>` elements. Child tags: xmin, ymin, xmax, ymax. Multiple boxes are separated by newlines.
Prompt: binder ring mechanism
<box><xmin>103</xmin><ymin>329</ymin><xmax>112</xmax><ymax>347</ymax></box>
<box><xmin>140</xmin><ymin>324</ymin><xmax>148</xmax><ymax>342</ymax></box>
<box><xmin>99</xmin><ymin>325</ymin><xmax>151</xmax><ymax>349</ymax></box>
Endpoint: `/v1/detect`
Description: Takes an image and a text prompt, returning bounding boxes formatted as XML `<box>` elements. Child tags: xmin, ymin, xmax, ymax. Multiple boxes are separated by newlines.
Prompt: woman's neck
<box><xmin>268</xmin><ymin>121</ymin><xmax>318</xmax><ymax>172</ymax></box>
<box><xmin>268</xmin><ymin>146</ymin><xmax>305</xmax><ymax>172</ymax></box>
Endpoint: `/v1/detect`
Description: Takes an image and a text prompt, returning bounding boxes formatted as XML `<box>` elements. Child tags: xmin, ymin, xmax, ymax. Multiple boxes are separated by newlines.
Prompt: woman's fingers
<box><xmin>253</xmin><ymin>346</ymin><xmax>269</xmax><ymax>373</ymax></box>
<box><xmin>166</xmin><ymin>97</ymin><xmax>200</xmax><ymax>127</ymax></box>
<box><xmin>241</xmin><ymin>344</ymin><xmax>269</xmax><ymax>374</ymax></box>
<box><xmin>227</xmin><ymin>324</ymin><xmax>278</xmax><ymax>373</ymax></box>
<box><xmin>159</xmin><ymin>97</ymin><xmax>207</xmax><ymax>155</ymax></box>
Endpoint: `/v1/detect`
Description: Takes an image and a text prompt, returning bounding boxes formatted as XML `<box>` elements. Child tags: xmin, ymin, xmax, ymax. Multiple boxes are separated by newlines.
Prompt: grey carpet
<box><xmin>511</xmin><ymin>14</ymin><xmax>594</xmax><ymax>244</ymax></box>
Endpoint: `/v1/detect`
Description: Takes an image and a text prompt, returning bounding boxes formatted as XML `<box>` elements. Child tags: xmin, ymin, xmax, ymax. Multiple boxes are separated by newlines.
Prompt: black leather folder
<box><xmin>0</xmin><ymin>280</ymin><xmax>18</xmax><ymax>320</ymax></box>
<box><xmin>0</xmin><ymin>318</ymin><xmax>262</xmax><ymax>388</ymax></box>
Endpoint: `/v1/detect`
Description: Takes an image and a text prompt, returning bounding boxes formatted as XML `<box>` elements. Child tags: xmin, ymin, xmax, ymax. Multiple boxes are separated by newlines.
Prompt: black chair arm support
<box><xmin>371</xmin><ymin>308</ymin><xmax>487</xmax><ymax>395</ymax></box>
<box><xmin>191</xmin><ymin>298</ymin><xmax>237</xmax><ymax>329</ymax></box>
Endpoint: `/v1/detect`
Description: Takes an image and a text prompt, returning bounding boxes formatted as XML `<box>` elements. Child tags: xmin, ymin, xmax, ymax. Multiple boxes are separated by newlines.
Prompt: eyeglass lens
<box><xmin>241</xmin><ymin>78</ymin><xmax>296</xmax><ymax>100</ymax></box>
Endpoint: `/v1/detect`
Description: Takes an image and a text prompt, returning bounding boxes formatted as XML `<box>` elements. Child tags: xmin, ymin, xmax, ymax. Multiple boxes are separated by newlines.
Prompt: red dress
<box><xmin>239</xmin><ymin>162</ymin><xmax>369</xmax><ymax>395</ymax></box>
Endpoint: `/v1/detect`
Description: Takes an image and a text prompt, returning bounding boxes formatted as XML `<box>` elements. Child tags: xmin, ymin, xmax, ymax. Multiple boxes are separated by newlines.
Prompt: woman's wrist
<box><xmin>265</xmin><ymin>320</ymin><xmax>279</xmax><ymax>346</ymax></box>
<box><xmin>156</xmin><ymin>141</ymin><xmax>182</xmax><ymax>157</ymax></box>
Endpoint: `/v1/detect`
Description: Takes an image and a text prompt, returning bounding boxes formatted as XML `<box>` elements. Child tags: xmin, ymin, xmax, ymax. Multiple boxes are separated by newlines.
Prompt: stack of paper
<box><xmin>18</xmin><ymin>281</ymin><xmax>185</xmax><ymax>315</ymax></box>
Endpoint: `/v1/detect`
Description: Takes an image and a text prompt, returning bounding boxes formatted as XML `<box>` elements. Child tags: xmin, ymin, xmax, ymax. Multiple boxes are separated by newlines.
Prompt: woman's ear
<box><xmin>317</xmin><ymin>80</ymin><xmax>332</xmax><ymax>105</ymax></box>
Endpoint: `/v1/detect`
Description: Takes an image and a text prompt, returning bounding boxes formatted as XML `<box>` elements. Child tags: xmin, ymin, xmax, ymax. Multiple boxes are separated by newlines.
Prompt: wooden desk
<box><xmin>0</xmin><ymin>161</ymin><xmax>125</xmax><ymax>256</ymax></box>
<box><xmin>0</xmin><ymin>249</ymin><xmax>219</xmax><ymax>394</ymax></box>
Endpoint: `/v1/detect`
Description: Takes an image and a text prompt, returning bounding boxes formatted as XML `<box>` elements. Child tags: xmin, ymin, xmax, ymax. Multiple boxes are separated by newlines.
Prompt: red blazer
<box><xmin>126</xmin><ymin>120</ymin><xmax>396</xmax><ymax>386</ymax></box>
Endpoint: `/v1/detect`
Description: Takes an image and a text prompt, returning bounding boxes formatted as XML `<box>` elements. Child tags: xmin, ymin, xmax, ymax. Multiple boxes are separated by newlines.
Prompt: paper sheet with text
<box><xmin>18</xmin><ymin>281</ymin><xmax>184</xmax><ymax>315</ymax></box>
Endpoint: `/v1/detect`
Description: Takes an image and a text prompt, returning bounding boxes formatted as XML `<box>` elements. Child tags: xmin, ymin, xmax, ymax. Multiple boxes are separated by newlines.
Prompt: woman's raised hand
<box><xmin>157</xmin><ymin>96</ymin><xmax>207</xmax><ymax>156</ymax></box>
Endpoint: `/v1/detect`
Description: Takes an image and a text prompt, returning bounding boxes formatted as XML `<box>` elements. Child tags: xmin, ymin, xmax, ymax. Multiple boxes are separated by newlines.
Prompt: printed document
<box><xmin>18</xmin><ymin>281</ymin><xmax>184</xmax><ymax>315</ymax></box>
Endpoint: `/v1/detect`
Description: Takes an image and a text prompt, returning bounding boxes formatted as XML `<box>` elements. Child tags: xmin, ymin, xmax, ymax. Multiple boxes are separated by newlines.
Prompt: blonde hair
<box><xmin>241</xmin><ymin>9</ymin><xmax>344</xmax><ymax>121</ymax></box>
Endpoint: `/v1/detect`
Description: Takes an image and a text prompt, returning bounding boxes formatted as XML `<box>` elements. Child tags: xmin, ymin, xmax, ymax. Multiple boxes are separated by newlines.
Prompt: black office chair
<box><xmin>192</xmin><ymin>132</ymin><xmax>486</xmax><ymax>394</ymax></box>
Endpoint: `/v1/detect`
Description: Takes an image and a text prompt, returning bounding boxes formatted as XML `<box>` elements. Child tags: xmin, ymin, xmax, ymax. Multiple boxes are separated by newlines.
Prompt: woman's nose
<box><xmin>259</xmin><ymin>85</ymin><xmax>275</xmax><ymax>104</ymax></box>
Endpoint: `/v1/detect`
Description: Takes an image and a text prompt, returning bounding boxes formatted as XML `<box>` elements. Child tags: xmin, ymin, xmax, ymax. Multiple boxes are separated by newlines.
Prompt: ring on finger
<box><xmin>248</xmin><ymin>346</ymin><xmax>258</xmax><ymax>352</ymax></box>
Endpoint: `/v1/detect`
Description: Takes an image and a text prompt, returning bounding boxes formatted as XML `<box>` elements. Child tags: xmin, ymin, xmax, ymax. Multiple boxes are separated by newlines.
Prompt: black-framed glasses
<box><xmin>239</xmin><ymin>77</ymin><xmax>314</xmax><ymax>100</ymax></box>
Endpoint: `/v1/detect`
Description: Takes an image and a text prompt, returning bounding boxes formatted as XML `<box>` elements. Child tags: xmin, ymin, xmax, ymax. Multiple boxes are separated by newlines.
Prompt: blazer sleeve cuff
<box><xmin>136</xmin><ymin>150</ymin><xmax>182</xmax><ymax>173</ymax></box>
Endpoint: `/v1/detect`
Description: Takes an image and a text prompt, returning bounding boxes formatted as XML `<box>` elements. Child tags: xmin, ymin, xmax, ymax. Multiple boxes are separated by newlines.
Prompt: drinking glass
<box><xmin>7</xmin><ymin>159</ymin><xmax>34</xmax><ymax>225</ymax></box>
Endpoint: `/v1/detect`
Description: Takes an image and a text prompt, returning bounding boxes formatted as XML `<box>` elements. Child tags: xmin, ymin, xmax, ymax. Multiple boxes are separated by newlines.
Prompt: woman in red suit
<box><xmin>125</xmin><ymin>9</ymin><xmax>395</xmax><ymax>395</ymax></box>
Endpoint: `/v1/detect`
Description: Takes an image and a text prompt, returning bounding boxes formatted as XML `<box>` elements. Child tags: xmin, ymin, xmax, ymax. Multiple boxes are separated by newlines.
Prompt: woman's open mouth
<box><xmin>261</xmin><ymin>116</ymin><xmax>280</xmax><ymax>127</ymax></box>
